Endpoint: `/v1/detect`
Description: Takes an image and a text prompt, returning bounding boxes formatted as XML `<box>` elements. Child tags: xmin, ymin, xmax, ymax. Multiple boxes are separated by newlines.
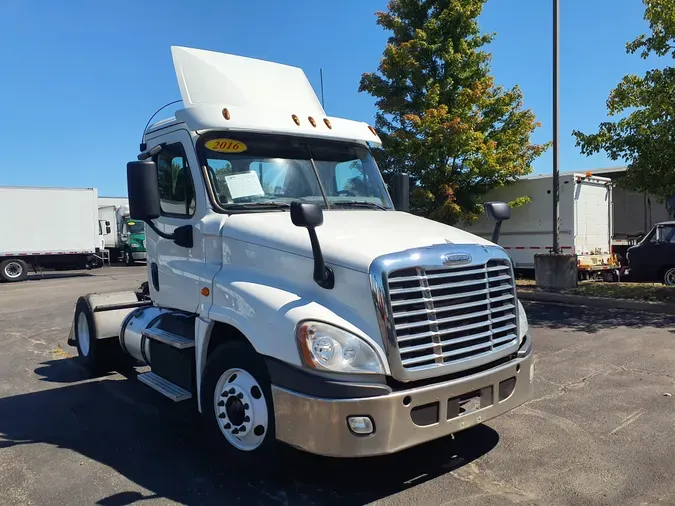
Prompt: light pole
<box><xmin>552</xmin><ymin>0</ymin><xmax>560</xmax><ymax>254</ymax></box>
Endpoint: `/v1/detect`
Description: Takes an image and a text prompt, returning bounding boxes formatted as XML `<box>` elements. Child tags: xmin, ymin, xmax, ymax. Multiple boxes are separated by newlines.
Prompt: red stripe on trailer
<box><xmin>530</xmin><ymin>247</ymin><xmax>540</xmax><ymax>249</ymax></box>
<box><xmin>515</xmin><ymin>247</ymin><xmax>526</xmax><ymax>250</ymax></box>
<box><xmin>503</xmin><ymin>247</ymin><xmax>511</xmax><ymax>249</ymax></box>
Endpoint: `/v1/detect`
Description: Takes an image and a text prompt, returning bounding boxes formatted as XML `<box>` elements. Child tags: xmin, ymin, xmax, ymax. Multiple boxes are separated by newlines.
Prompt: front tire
<box><xmin>0</xmin><ymin>259</ymin><xmax>28</xmax><ymax>282</ymax></box>
<box><xmin>123</xmin><ymin>248</ymin><xmax>134</xmax><ymax>266</ymax></box>
<box><xmin>201</xmin><ymin>341</ymin><xmax>280</xmax><ymax>472</ymax></box>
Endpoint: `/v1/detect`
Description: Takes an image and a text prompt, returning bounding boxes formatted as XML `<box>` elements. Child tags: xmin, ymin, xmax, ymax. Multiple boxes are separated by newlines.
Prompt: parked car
<box><xmin>626</xmin><ymin>221</ymin><xmax>675</xmax><ymax>285</ymax></box>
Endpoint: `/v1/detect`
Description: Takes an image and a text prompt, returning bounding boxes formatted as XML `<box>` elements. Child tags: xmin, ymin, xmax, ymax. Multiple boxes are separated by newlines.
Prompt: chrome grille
<box><xmin>386</xmin><ymin>260</ymin><xmax>518</xmax><ymax>371</ymax></box>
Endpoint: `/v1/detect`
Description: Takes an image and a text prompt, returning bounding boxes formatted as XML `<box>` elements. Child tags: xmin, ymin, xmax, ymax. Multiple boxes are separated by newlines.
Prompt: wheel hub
<box><xmin>4</xmin><ymin>262</ymin><xmax>22</xmax><ymax>278</ymax></box>
<box><xmin>213</xmin><ymin>368</ymin><xmax>268</xmax><ymax>451</ymax></box>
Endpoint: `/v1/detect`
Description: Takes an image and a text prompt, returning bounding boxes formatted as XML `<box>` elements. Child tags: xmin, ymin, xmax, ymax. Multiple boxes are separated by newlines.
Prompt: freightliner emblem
<box><xmin>442</xmin><ymin>253</ymin><xmax>472</xmax><ymax>265</ymax></box>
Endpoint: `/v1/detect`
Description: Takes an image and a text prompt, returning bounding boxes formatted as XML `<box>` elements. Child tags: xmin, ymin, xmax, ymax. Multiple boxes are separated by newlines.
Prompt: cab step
<box><xmin>137</xmin><ymin>372</ymin><xmax>192</xmax><ymax>402</ymax></box>
<box><xmin>143</xmin><ymin>327</ymin><xmax>195</xmax><ymax>349</ymax></box>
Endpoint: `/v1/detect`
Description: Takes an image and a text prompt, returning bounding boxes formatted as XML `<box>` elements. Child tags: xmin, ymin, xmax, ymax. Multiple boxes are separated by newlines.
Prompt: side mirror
<box><xmin>127</xmin><ymin>161</ymin><xmax>161</xmax><ymax>222</ymax></box>
<box><xmin>484</xmin><ymin>201</ymin><xmax>511</xmax><ymax>222</ymax></box>
<box><xmin>391</xmin><ymin>173</ymin><xmax>410</xmax><ymax>212</ymax></box>
<box><xmin>291</xmin><ymin>202</ymin><xmax>324</xmax><ymax>229</ymax></box>
<box><xmin>291</xmin><ymin>202</ymin><xmax>334</xmax><ymax>289</ymax></box>
<box><xmin>483</xmin><ymin>201</ymin><xmax>510</xmax><ymax>244</ymax></box>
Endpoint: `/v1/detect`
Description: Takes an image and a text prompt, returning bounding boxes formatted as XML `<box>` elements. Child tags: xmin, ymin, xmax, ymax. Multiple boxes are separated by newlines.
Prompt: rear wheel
<box><xmin>0</xmin><ymin>259</ymin><xmax>28</xmax><ymax>282</ymax></box>
<box><xmin>201</xmin><ymin>341</ymin><xmax>280</xmax><ymax>473</ymax></box>
<box><xmin>73</xmin><ymin>297</ymin><xmax>118</xmax><ymax>373</ymax></box>
<box><xmin>662</xmin><ymin>267</ymin><xmax>675</xmax><ymax>286</ymax></box>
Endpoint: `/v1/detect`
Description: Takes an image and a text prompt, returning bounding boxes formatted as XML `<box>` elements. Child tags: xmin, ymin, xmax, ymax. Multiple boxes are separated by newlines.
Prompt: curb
<box><xmin>517</xmin><ymin>289</ymin><xmax>675</xmax><ymax>315</ymax></box>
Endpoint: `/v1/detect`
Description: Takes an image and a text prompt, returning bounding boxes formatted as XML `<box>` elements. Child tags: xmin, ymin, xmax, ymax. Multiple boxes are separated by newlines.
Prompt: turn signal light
<box><xmin>201</xmin><ymin>287</ymin><xmax>210</xmax><ymax>296</ymax></box>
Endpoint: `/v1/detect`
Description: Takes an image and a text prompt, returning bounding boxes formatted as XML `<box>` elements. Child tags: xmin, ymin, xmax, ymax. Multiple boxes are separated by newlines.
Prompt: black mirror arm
<box><xmin>144</xmin><ymin>220</ymin><xmax>173</xmax><ymax>240</ymax></box>
<box><xmin>307</xmin><ymin>228</ymin><xmax>334</xmax><ymax>289</ymax></box>
<box><xmin>491</xmin><ymin>221</ymin><xmax>503</xmax><ymax>244</ymax></box>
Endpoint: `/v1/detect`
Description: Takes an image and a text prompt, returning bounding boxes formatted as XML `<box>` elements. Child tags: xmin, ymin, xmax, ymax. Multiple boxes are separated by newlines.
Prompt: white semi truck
<box><xmin>0</xmin><ymin>186</ymin><xmax>104</xmax><ymax>282</ymax></box>
<box><xmin>67</xmin><ymin>46</ymin><xmax>534</xmax><ymax>467</ymax></box>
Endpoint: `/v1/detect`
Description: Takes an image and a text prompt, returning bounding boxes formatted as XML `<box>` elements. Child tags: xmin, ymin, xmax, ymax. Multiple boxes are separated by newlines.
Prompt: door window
<box><xmin>155</xmin><ymin>143</ymin><xmax>196</xmax><ymax>217</ymax></box>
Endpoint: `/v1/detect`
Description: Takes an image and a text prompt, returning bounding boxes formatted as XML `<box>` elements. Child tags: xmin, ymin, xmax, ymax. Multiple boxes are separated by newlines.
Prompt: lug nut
<box><xmin>218</xmin><ymin>413</ymin><xmax>226</xmax><ymax>419</ymax></box>
<box><xmin>243</xmin><ymin>416</ymin><xmax>250</xmax><ymax>423</ymax></box>
<box><xmin>232</xmin><ymin>428</ymin><xmax>239</xmax><ymax>435</ymax></box>
<box><xmin>217</xmin><ymin>400</ymin><xmax>225</xmax><ymax>407</ymax></box>
<box><xmin>237</xmin><ymin>393</ymin><xmax>243</xmax><ymax>399</ymax></box>
<box><xmin>221</xmin><ymin>391</ymin><xmax>229</xmax><ymax>397</ymax></box>
<box><xmin>224</xmin><ymin>423</ymin><xmax>231</xmax><ymax>429</ymax></box>
<box><xmin>239</xmin><ymin>425</ymin><xmax>246</xmax><ymax>432</ymax></box>
<box><xmin>228</xmin><ymin>388</ymin><xmax>235</xmax><ymax>394</ymax></box>
<box><xmin>243</xmin><ymin>403</ymin><xmax>249</xmax><ymax>410</ymax></box>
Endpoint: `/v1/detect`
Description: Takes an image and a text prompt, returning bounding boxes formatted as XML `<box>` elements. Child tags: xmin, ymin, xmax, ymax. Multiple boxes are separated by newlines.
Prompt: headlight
<box><xmin>131</xmin><ymin>243</ymin><xmax>139</xmax><ymax>248</ymax></box>
<box><xmin>296</xmin><ymin>321</ymin><xmax>385</xmax><ymax>374</ymax></box>
<box><xmin>517</xmin><ymin>299</ymin><xmax>528</xmax><ymax>342</ymax></box>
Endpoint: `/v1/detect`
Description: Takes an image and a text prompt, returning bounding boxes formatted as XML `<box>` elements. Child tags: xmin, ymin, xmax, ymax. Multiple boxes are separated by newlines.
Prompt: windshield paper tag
<box><xmin>205</xmin><ymin>138</ymin><xmax>247</xmax><ymax>153</ymax></box>
<box><xmin>225</xmin><ymin>171</ymin><xmax>264</xmax><ymax>200</ymax></box>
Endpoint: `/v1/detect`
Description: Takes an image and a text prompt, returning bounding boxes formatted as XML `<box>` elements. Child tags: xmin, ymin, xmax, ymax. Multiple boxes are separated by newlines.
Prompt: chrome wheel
<box><xmin>213</xmin><ymin>368</ymin><xmax>268</xmax><ymax>451</ymax></box>
<box><xmin>77</xmin><ymin>311</ymin><xmax>91</xmax><ymax>357</ymax></box>
<box><xmin>3</xmin><ymin>261</ymin><xmax>23</xmax><ymax>280</ymax></box>
<box><xmin>664</xmin><ymin>268</ymin><xmax>675</xmax><ymax>286</ymax></box>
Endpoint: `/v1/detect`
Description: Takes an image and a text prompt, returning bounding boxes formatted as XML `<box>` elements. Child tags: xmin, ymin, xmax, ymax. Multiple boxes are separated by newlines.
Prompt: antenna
<box><xmin>320</xmin><ymin>69</ymin><xmax>325</xmax><ymax>111</ymax></box>
<box><xmin>140</xmin><ymin>99</ymin><xmax>183</xmax><ymax>151</ymax></box>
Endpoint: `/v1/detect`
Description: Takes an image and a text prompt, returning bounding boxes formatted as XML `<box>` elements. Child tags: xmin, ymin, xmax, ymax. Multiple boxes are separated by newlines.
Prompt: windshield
<box><xmin>126</xmin><ymin>221</ymin><xmax>145</xmax><ymax>234</ymax></box>
<box><xmin>198</xmin><ymin>133</ymin><xmax>393</xmax><ymax>210</ymax></box>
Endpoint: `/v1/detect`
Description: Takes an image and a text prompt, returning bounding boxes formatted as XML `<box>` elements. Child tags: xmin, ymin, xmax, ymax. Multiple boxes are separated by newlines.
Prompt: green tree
<box><xmin>359</xmin><ymin>0</ymin><xmax>548</xmax><ymax>224</ymax></box>
<box><xmin>573</xmin><ymin>0</ymin><xmax>675</xmax><ymax>200</ymax></box>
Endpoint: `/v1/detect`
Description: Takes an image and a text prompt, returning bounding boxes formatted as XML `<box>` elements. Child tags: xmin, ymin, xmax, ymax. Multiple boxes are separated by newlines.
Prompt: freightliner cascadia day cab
<box><xmin>68</xmin><ymin>46</ymin><xmax>534</xmax><ymax>467</ymax></box>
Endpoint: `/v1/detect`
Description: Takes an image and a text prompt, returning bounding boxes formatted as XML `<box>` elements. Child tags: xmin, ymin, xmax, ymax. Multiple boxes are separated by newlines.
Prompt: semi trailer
<box><xmin>0</xmin><ymin>186</ymin><xmax>104</xmax><ymax>282</ymax></box>
<box><xmin>67</xmin><ymin>46</ymin><xmax>534</xmax><ymax>468</ymax></box>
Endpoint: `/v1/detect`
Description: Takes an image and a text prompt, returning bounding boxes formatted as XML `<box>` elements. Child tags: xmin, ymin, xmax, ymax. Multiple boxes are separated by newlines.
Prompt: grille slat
<box><xmin>387</xmin><ymin>259</ymin><xmax>519</xmax><ymax>372</ymax></box>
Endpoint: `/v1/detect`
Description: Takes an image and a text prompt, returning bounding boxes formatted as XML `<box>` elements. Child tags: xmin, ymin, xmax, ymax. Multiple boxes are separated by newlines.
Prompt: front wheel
<box><xmin>123</xmin><ymin>248</ymin><xmax>134</xmax><ymax>266</ymax></box>
<box><xmin>662</xmin><ymin>267</ymin><xmax>675</xmax><ymax>286</ymax></box>
<box><xmin>201</xmin><ymin>341</ymin><xmax>280</xmax><ymax>472</ymax></box>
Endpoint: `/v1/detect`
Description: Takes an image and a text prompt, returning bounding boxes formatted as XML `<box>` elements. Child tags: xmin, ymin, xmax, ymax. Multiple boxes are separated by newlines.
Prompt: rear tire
<box><xmin>73</xmin><ymin>297</ymin><xmax>118</xmax><ymax>374</ymax></box>
<box><xmin>0</xmin><ymin>259</ymin><xmax>28</xmax><ymax>282</ymax></box>
<box><xmin>663</xmin><ymin>267</ymin><xmax>675</xmax><ymax>286</ymax></box>
<box><xmin>201</xmin><ymin>341</ymin><xmax>280</xmax><ymax>474</ymax></box>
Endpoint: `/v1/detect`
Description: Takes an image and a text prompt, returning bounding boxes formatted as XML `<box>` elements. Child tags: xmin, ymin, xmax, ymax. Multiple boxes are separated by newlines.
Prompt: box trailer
<box><xmin>0</xmin><ymin>186</ymin><xmax>103</xmax><ymax>282</ymax></box>
<box><xmin>464</xmin><ymin>173</ymin><xmax>619</xmax><ymax>276</ymax></box>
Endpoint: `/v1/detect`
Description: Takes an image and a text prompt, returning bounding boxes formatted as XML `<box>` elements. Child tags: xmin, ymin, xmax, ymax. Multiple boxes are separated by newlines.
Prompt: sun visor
<box><xmin>171</xmin><ymin>46</ymin><xmax>326</xmax><ymax>117</ymax></box>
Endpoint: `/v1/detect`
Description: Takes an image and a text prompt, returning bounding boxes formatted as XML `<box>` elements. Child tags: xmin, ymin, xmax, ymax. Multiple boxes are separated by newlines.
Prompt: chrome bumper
<box><xmin>131</xmin><ymin>251</ymin><xmax>147</xmax><ymax>261</ymax></box>
<box><xmin>272</xmin><ymin>336</ymin><xmax>534</xmax><ymax>457</ymax></box>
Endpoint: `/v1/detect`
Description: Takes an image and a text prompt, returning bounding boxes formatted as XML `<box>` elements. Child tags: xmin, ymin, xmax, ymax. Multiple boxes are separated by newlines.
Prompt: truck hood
<box><xmin>221</xmin><ymin>210</ymin><xmax>495</xmax><ymax>273</ymax></box>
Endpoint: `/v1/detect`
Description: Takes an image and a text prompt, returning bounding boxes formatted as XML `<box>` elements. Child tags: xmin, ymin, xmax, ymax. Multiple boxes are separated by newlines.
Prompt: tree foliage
<box><xmin>359</xmin><ymin>0</ymin><xmax>548</xmax><ymax>224</ymax></box>
<box><xmin>573</xmin><ymin>0</ymin><xmax>675</xmax><ymax>200</ymax></box>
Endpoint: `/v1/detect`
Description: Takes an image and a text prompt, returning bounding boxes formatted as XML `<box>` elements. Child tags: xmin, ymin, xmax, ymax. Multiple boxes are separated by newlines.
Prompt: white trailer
<box><xmin>0</xmin><ymin>186</ymin><xmax>103</xmax><ymax>282</ymax></box>
<box><xmin>464</xmin><ymin>173</ymin><xmax>619</xmax><ymax>275</ymax></box>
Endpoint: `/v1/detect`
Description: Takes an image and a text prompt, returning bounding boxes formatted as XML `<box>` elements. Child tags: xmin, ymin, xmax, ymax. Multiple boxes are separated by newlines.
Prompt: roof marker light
<box><xmin>222</xmin><ymin>108</ymin><xmax>231</xmax><ymax>120</ymax></box>
<box><xmin>308</xmin><ymin>116</ymin><xmax>316</xmax><ymax>127</ymax></box>
<box><xmin>292</xmin><ymin>114</ymin><xmax>300</xmax><ymax>126</ymax></box>
<box><xmin>323</xmin><ymin>118</ymin><xmax>332</xmax><ymax>129</ymax></box>
<box><xmin>368</xmin><ymin>125</ymin><xmax>378</xmax><ymax>136</ymax></box>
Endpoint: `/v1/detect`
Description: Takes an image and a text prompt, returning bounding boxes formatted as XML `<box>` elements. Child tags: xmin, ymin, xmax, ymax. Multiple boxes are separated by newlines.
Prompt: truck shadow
<box><xmin>25</xmin><ymin>272</ymin><xmax>94</xmax><ymax>281</ymax></box>
<box><xmin>0</xmin><ymin>358</ymin><xmax>500</xmax><ymax>505</ymax></box>
<box><xmin>524</xmin><ymin>300</ymin><xmax>675</xmax><ymax>333</ymax></box>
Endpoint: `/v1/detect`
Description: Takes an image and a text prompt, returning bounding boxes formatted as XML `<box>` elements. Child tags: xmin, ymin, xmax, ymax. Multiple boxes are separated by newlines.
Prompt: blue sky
<box><xmin>0</xmin><ymin>0</ymin><xmax>661</xmax><ymax>197</ymax></box>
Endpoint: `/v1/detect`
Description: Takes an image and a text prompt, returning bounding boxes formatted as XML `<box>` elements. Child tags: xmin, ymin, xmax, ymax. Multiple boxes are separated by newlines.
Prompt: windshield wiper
<box><xmin>222</xmin><ymin>201</ymin><xmax>291</xmax><ymax>210</ymax></box>
<box><xmin>331</xmin><ymin>201</ymin><xmax>388</xmax><ymax>210</ymax></box>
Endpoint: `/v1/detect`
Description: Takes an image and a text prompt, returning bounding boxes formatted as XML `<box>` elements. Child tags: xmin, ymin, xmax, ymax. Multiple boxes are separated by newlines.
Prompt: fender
<box><xmin>194</xmin><ymin>264</ymin><xmax>389</xmax><ymax>412</ymax></box>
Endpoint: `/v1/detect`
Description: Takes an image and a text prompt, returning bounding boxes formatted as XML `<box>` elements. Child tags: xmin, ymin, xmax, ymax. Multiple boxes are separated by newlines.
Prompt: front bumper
<box><xmin>272</xmin><ymin>334</ymin><xmax>534</xmax><ymax>457</ymax></box>
<box><xmin>131</xmin><ymin>251</ymin><xmax>147</xmax><ymax>261</ymax></box>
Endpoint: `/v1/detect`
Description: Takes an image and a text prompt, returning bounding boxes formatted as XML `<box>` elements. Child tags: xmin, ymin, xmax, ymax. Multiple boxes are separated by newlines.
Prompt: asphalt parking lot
<box><xmin>1</xmin><ymin>266</ymin><xmax>674</xmax><ymax>505</ymax></box>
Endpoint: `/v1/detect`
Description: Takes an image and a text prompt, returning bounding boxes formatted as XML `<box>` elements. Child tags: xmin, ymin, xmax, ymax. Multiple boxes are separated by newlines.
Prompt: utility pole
<box><xmin>552</xmin><ymin>0</ymin><xmax>561</xmax><ymax>254</ymax></box>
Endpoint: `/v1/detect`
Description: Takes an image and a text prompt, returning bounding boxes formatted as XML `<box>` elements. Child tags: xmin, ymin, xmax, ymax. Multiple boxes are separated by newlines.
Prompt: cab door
<box><xmin>147</xmin><ymin>128</ymin><xmax>206</xmax><ymax>312</ymax></box>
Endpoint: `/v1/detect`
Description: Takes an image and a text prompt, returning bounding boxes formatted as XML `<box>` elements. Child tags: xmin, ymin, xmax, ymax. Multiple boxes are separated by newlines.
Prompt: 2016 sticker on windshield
<box><xmin>205</xmin><ymin>139</ymin><xmax>247</xmax><ymax>153</ymax></box>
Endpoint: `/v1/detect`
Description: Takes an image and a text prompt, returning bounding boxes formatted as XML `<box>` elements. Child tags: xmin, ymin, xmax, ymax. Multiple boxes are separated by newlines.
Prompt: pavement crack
<box><xmin>609</xmin><ymin>409</ymin><xmax>645</xmax><ymax>435</ymax></box>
